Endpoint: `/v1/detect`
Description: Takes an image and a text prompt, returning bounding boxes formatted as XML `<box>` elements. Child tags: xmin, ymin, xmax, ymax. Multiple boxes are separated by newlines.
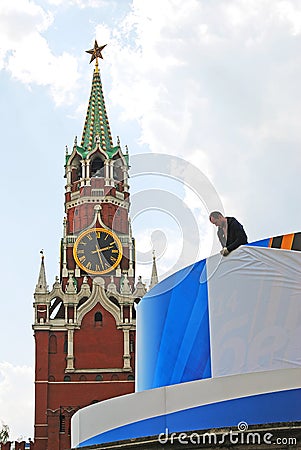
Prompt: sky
<box><xmin>1</xmin><ymin>0</ymin><xmax>301</xmax><ymax>441</ymax></box>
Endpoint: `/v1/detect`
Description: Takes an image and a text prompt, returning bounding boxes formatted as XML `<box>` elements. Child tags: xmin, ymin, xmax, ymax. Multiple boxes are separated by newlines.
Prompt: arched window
<box><xmin>50</xmin><ymin>297</ymin><xmax>64</xmax><ymax>319</ymax></box>
<box><xmin>49</xmin><ymin>335</ymin><xmax>57</xmax><ymax>354</ymax></box>
<box><xmin>95</xmin><ymin>374</ymin><xmax>103</xmax><ymax>381</ymax></box>
<box><xmin>91</xmin><ymin>157</ymin><xmax>104</xmax><ymax>177</ymax></box>
<box><xmin>79</xmin><ymin>375</ymin><xmax>87</xmax><ymax>381</ymax></box>
<box><xmin>71</xmin><ymin>155</ymin><xmax>82</xmax><ymax>183</ymax></box>
<box><xmin>94</xmin><ymin>311</ymin><xmax>103</xmax><ymax>325</ymax></box>
<box><xmin>64</xmin><ymin>375</ymin><xmax>71</xmax><ymax>382</ymax></box>
<box><xmin>127</xmin><ymin>375</ymin><xmax>135</xmax><ymax>381</ymax></box>
<box><xmin>113</xmin><ymin>159</ymin><xmax>124</xmax><ymax>183</ymax></box>
<box><xmin>48</xmin><ymin>375</ymin><xmax>55</xmax><ymax>382</ymax></box>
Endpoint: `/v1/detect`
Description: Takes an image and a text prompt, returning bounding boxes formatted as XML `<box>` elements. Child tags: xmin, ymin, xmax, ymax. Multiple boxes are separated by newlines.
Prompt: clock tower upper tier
<box><xmin>62</xmin><ymin>46</ymin><xmax>134</xmax><ymax>288</ymax></box>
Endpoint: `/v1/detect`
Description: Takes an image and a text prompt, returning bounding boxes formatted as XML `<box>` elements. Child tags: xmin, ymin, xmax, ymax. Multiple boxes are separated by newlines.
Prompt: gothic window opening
<box><xmin>113</xmin><ymin>159</ymin><xmax>124</xmax><ymax>183</ymax></box>
<box><xmin>113</xmin><ymin>158</ymin><xmax>125</xmax><ymax>193</ymax></box>
<box><xmin>94</xmin><ymin>311</ymin><xmax>103</xmax><ymax>326</ymax></box>
<box><xmin>50</xmin><ymin>297</ymin><xmax>64</xmax><ymax>319</ymax></box>
<box><xmin>91</xmin><ymin>156</ymin><xmax>104</xmax><ymax>177</ymax></box>
<box><xmin>71</xmin><ymin>155</ymin><xmax>82</xmax><ymax>183</ymax></box>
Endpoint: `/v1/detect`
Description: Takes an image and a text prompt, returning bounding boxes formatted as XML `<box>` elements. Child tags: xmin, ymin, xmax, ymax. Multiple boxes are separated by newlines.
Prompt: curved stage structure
<box><xmin>72</xmin><ymin>234</ymin><xmax>301</xmax><ymax>448</ymax></box>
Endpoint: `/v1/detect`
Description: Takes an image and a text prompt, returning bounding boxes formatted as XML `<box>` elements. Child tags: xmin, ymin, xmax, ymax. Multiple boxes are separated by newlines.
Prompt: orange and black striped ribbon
<box><xmin>268</xmin><ymin>232</ymin><xmax>301</xmax><ymax>251</ymax></box>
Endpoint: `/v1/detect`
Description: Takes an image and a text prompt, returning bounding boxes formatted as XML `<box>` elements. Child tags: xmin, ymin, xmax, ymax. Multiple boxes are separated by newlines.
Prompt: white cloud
<box><xmin>0</xmin><ymin>0</ymin><xmax>52</xmax><ymax>67</ymax></box>
<box><xmin>0</xmin><ymin>362</ymin><xmax>34</xmax><ymax>441</ymax></box>
<box><xmin>0</xmin><ymin>0</ymin><xmax>79</xmax><ymax>105</ymax></box>
<box><xmin>7</xmin><ymin>34</ymin><xmax>79</xmax><ymax>105</ymax></box>
<box><xmin>275</xmin><ymin>0</ymin><xmax>301</xmax><ymax>35</ymax></box>
<box><xmin>0</xmin><ymin>0</ymin><xmax>52</xmax><ymax>37</ymax></box>
<box><xmin>47</xmin><ymin>0</ymin><xmax>109</xmax><ymax>7</ymax></box>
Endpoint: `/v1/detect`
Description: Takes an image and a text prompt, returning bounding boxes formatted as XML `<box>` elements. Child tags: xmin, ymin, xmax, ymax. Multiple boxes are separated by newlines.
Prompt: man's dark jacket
<box><xmin>217</xmin><ymin>217</ymin><xmax>248</xmax><ymax>253</ymax></box>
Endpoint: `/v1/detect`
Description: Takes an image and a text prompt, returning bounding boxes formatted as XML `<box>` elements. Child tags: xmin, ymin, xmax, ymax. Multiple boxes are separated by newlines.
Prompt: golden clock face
<box><xmin>73</xmin><ymin>228</ymin><xmax>123</xmax><ymax>275</ymax></box>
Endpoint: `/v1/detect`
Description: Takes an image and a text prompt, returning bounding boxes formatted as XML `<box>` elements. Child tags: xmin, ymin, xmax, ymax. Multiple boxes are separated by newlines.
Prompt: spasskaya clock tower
<box><xmin>32</xmin><ymin>41</ymin><xmax>148</xmax><ymax>450</ymax></box>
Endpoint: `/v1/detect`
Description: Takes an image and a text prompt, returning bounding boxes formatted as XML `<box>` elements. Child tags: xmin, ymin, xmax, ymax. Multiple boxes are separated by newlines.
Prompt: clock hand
<box><xmin>91</xmin><ymin>244</ymin><xmax>114</xmax><ymax>253</ymax></box>
<box><xmin>94</xmin><ymin>245</ymin><xmax>105</xmax><ymax>269</ymax></box>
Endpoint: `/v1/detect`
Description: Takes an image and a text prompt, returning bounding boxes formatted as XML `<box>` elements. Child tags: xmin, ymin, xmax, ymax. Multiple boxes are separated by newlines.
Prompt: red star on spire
<box><xmin>86</xmin><ymin>40</ymin><xmax>107</xmax><ymax>63</ymax></box>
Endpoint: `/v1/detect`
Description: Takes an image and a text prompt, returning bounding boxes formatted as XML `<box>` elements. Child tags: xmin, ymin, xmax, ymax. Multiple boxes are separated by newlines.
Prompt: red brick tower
<box><xmin>32</xmin><ymin>41</ymin><xmax>147</xmax><ymax>450</ymax></box>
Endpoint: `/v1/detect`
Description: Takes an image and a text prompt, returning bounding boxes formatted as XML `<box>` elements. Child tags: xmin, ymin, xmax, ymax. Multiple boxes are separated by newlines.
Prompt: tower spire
<box><xmin>35</xmin><ymin>250</ymin><xmax>48</xmax><ymax>293</ymax></box>
<box><xmin>149</xmin><ymin>250</ymin><xmax>159</xmax><ymax>289</ymax></box>
<box><xmin>81</xmin><ymin>40</ymin><xmax>113</xmax><ymax>153</ymax></box>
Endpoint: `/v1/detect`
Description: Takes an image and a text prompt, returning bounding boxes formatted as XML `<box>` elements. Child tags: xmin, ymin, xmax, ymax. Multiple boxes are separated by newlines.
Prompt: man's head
<box><xmin>209</xmin><ymin>211</ymin><xmax>226</xmax><ymax>227</ymax></box>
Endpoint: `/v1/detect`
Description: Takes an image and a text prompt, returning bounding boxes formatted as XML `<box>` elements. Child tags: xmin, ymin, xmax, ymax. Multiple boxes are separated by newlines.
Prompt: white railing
<box><xmin>92</xmin><ymin>189</ymin><xmax>104</xmax><ymax>197</ymax></box>
<box><xmin>115</xmin><ymin>191</ymin><xmax>124</xmax><ymax>200</ymax></box>
<box><xmin>67</xmin><ymin>236</ymin><xmax>77</xmax><ymax>244</ymax></box>
<box><xmin>71</xmin><ymin>191</ymin><xmax>80</xmax><ymax>200</ymax></box>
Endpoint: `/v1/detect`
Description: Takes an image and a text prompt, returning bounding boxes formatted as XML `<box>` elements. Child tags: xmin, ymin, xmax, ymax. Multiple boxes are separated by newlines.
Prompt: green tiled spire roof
<box><xmin>81</xmin><ymin>59</ymin><xmax>113</xmax><ymax>153</ymax></box>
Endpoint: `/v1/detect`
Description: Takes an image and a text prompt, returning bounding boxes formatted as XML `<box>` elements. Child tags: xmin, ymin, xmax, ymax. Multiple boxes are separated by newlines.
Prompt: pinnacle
<box><xmin>149</xmin><ymin>251</ymin><xmax>159</xmax><ymax>290</ymax></box>
<box><xmin>35</xmin><ymin>250</ymin><xmax>49</xmax><ymax>294</ymax></box>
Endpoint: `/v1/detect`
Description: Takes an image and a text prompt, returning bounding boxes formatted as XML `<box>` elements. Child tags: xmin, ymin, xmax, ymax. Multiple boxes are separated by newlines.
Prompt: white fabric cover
<box><xmin>207</xmin><ymin>246</ymin><xmax>301</xmax><ymax>377</ymax></box>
